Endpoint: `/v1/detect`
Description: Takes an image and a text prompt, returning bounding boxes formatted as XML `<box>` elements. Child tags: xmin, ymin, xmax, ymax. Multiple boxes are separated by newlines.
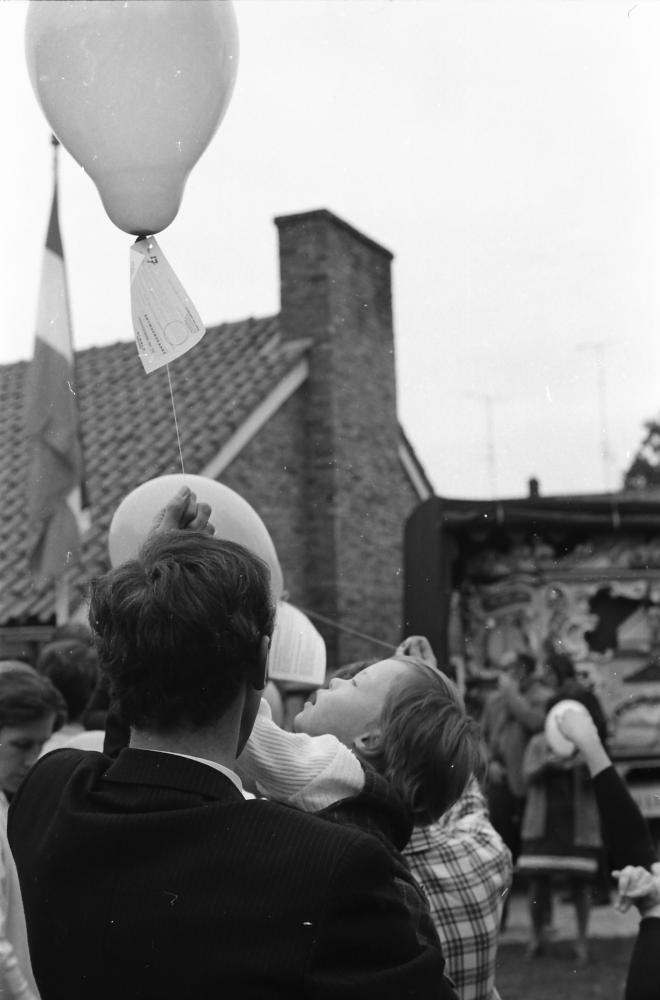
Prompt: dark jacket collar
<box><xmin>102</xmin><ymin>748</ymin><xmax>244</xmax><ymax>803</ymax></box>
<box><xmin>317</xmin><ymin>767</ymin><xmax>413</xmax><ymax>852</ymax></box>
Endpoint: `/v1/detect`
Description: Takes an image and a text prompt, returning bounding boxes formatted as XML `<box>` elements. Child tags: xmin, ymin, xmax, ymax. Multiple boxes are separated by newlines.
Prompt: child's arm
<box><xmin>558</xmin><ymin>709</ymin><xmax>657</xmax><ymax>871</ymax></box>
<box><xmin>235</xmin><ymin>699</ymin><xmax>365</xmax><ymax>811</ymax></box>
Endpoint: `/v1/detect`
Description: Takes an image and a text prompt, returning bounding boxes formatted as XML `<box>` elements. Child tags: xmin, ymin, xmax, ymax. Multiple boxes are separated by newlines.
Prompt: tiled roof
<box><xmin>0</xmin><ymin>318</ymin><xmax>308</xmax><ymax>624</ymax></box>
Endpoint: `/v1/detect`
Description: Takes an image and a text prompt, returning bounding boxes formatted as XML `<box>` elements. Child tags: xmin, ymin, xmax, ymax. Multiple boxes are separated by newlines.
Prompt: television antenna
<box><xmin>577</xmin><ymin>340</ymin><xmax>616</xmax><ymax>491</ymax></box>
<box><xmin>466</xmin><ymin>392</ymin><xmax>503</xmax><ymax>497</ymax></box>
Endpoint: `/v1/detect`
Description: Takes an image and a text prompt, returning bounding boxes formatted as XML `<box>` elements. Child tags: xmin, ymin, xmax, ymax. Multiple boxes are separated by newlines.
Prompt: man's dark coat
<box><xmin>9</xmin><ymin>747</ymin><xmax>446</xmax><ymax>999</ymax></box>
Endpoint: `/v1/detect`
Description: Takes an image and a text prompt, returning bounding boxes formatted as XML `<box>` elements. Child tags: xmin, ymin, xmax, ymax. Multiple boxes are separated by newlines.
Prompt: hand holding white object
<box><xmin>613</xmin><ymin>863</ymin><xmax>660</xmax><ymax>918</ymax></box>
<box><xmin>553</xmin><ymin>704</ymin><xmax>611</xmax><ymax>776</ymax></box>
<box><xmin>545</xmin><ymin>700</ymin><xmax>590</xmax><ymax>757</ymax></box>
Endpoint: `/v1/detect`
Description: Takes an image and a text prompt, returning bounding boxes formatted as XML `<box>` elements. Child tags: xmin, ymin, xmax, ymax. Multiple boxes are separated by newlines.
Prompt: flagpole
<box><xmin>51</xmin><ymin>133</ymin><xmax>59</xmax><ymax>174</ymax></box>
<box><xmin>54</xmin><ymin>575</ymin><xmax>70</xmax><ymax>625</ymax></box>
<box><xmin>52</xmin><ymin>132</ymin><xmax>70</xmax><ymax>626</ymax></box>
<box><xmin>26</xmin><ymin>132</ymin><xmax>84</xmax><ymax>612</ymax></box>
<box><xmin>52</xmin><ymin>133</ymin><xmax>90</xmax><ymax>522</ymax></box>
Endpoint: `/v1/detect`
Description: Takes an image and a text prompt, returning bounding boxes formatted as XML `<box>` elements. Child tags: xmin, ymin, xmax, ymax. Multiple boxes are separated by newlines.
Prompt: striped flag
<box><xmin>25</xmin><ymin>140</ymin><xmax>86</xmax><ymax>593</ymax></box>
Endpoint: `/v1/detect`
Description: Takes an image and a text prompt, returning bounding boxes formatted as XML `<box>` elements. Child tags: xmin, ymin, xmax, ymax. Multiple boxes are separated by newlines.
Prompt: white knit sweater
<box><xmin>235</xmin><ymin>700</ymin><xmax>364</xmax><ymax>811</ymax></box>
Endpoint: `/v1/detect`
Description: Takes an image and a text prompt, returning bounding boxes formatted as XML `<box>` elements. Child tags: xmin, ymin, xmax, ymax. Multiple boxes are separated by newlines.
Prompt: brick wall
<box><xmin>274</xmin><ymin>210</ymin><xmax>420</xmax><ymax>668</ymax></box>
<box><xmin>218</xmin><ymin>390</ymin><xmax>309</xmax><ymax>607</ymax></box>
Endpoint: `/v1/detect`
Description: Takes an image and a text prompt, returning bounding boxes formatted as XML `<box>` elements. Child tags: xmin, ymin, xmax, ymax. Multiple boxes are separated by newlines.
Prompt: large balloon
<box><xmin>25</xmin><ymin>1</ymin><xmax>238</xmax><ymax>236</ymax></box>
<box><xmin>108</xmin><ymin>474</ymin><xmax>284</xmax><ymax>602</ymax></box>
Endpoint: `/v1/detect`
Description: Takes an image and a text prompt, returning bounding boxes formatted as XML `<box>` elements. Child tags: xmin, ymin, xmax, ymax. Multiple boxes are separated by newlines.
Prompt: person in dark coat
<box><xmin>555</xmin><ymin>705</ymin><xmax>660</xmax><ymax>1000</ymax></box>
<box><xmin>517</xmin><ymin>653</ymin><xmax>609</xmax><ymax>965</ymax></box>
<box><xmin>481</xmin><ymin>652</ymin><xmax>553</xmax><ymax>865</ymax></box>
<box><xmin>8</xmin><ymin>489</ymin><xmax>451</xmax><ymax>1000</ymax></box>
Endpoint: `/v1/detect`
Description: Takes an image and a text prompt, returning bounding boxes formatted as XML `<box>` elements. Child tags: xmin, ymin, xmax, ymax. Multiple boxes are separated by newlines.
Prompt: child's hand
<box><xmin>554</xmin><ymin>706</ymin><xmax>611</xmax><ymax>777</ymax></box>
<box><xmin>396</xmin><ymin>635</ymin><xmax>438</xmax><ymax>670</ymax></box>
<box><xmin>556</xmin><ymin>707</ymin><xmax>601</xmax><ymax>753</ymax></box>
<box><xmin>149</xmin><ymin>486</ymin><xmax>214</xmax><ymax>537</ymax></box>
<box><xmin>612</xmin><ymin>864</ymin><xmax>660</xmax><ymax>915</ymax></box>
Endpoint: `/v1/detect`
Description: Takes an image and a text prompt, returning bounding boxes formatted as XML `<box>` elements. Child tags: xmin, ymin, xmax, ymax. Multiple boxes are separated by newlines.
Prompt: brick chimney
<box><xmin>275</xmin><ymin>210</ymin><xmax>413</xmax><ymax>668</ymax></box>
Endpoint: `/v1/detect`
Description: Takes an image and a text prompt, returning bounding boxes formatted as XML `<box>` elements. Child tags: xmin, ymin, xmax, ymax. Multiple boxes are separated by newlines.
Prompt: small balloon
<box><xmin>25</xmin><ymin>0</ymin><xmax>239</xmax><ymax>236</ymax></box>
<box><xmin>108</xmin><ymin>474</ymin><xmax>284</xmax><ymax>602</ymax></box>
<box><xmin>545</xmin><ymin>699</ymin><xmax>590</xmax><ymax>757</ymax></box>
<box><xmin>268</xmin><ymin>602</ymin><xmax>327</xmax><ymax>691</ymax></box>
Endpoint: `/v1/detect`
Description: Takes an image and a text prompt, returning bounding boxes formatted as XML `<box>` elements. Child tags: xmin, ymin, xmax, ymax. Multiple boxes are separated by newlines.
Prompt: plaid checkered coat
<box><xmin>404</xmin><ymin>781</ymin><xmax>513</xmax><ymax>1000</ymax></box>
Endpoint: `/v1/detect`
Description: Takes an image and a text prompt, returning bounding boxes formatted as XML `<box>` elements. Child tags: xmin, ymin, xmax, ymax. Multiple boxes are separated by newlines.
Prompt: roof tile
<box><xmin>0</xmin><ymin>317</ymin><xmax>307</xmax><ymax>624</ymax></box>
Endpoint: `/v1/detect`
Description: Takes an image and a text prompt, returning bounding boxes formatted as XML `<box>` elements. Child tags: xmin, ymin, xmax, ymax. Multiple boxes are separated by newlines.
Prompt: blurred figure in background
<box><xmin>0</xmin><ymin>669</ymin><xmax>65</xmax><ymax>800</ymax></box>
<box><xmin>541</xmin><ymin>653</ymin><xmax>607</xmax><ymax>736</ymax></box>
<box><xmin>556</xmin><ymin>705</ymin><xmax>660</xmax><ymax>1000</ymax></box>
<box><xmin>0</xmin><ymin>667</ymin><xmax>65</xmax><ymax>999</ymax></box>
<box><xmin>481</xmin><ymin>652</ymin><xmax>553</xmax><ymax>868</ymax></box>
<box><xmin>0</xmin><ymin>663</ymin><xmax>36</xmax><ymax>678</ymax></box>
<box><xmin>49</xmin><ymin>624</ymin><xmax>111</xmax><ymax>733</ymax></box>
<box><xmin>517</xmin><ymin>653</ymin><xmax>608</xmax><ymax>965</ymax></box>
<box><xmin>50</xmin><ymin>622</ymin><xmax>94</xmax><ymax>648</ymax></box>
<box><xmin>36</xmin><ymin>641</ymin><xmax>98</xmax><ymax>753</ymax></box>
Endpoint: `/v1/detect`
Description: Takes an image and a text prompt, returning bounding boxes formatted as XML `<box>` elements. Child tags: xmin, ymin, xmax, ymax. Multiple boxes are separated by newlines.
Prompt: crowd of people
<box><xmin>0</xmin><ymin>485</ymin><xmax>657</xmax><ymax>998</ymax></box>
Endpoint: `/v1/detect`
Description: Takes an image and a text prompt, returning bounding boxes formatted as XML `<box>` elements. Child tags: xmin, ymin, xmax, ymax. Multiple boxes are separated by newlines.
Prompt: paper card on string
<box><xmin>130</xmin><ymin>237</ymin><xmax>205</xmax><ymax>374</ymax></box>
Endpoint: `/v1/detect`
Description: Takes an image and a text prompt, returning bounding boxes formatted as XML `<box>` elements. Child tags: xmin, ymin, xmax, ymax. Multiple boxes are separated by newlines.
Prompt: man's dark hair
<box><xmin>0</xmin><ymin>667</ymin><xmax>66</xmax><ymax>732</ymax></box>
<box><xmin>89</xmin><ymin>532</ymin><xmax>276</xmax><ymax>732</ymax></box>
<box><xmin>36</xmin><ymin>640</ymin><xmax>99</xmax><ymax>723</ymax></box>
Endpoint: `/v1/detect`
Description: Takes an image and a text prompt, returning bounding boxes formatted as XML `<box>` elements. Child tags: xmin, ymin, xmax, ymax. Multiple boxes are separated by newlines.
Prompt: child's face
<box><xmin>293</xmin><ymin>658</ymin><xmax>410</xmax><ymax>746</ymax></box>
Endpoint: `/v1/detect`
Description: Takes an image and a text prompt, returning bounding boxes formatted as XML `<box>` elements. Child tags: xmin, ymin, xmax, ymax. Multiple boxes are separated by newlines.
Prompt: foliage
<box><xmin>624</xmin><ymin>418</ymin><xmax>660</xmax><ymax>490</ymax></box>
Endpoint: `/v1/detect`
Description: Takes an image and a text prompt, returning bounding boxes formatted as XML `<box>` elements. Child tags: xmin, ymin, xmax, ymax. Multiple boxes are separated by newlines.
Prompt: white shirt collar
<box><xmin>137</xmin><ymin>748</ymin><xmax>243</xmax><ymax>793</ymax></box>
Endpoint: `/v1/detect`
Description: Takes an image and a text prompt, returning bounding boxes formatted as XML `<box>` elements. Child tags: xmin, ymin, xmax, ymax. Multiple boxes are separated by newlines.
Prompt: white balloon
<box><xmin>108</xmin><ymin>474</ymin><xmax>284</xmax><ymax>601</ymax></box>
<box><xmin>268</xmin><ymin>602</ymin><xmax>326</xmax><ymax>690</ymax></box>
<box><xmin>26</xmin><ymin>0</ymin><xmax>239</xmax><ymax>236</ymax></box>
<box><xmin>545</xmin><ymin>699</ymin><xmax>590</xmax><ymax>757</ymax></box>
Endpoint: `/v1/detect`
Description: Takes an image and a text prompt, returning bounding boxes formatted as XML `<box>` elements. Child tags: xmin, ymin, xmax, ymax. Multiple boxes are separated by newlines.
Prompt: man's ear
<box><xmin>249</xmin><ymin>635</ymin><xmax>270</xmax><ymax>692</ymax></box>
<box><xmin>353</xmin><ymin>728</ymin><xmax>382</xmax><ymax>754</ymax></box>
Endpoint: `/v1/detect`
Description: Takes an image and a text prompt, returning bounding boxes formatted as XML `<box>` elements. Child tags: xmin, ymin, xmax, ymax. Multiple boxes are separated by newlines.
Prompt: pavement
<box><xmin>499</xmin><ymin>888</ymin><xmax>640</xmax><ymax>945</ymax></box>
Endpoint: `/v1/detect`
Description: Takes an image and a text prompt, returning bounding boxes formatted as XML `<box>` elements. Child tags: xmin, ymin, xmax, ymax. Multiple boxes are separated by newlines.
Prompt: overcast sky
<box><xmin>1</xmin><ymin>0</ymin><xmax>659</xmax><ymax>499</ymax></box>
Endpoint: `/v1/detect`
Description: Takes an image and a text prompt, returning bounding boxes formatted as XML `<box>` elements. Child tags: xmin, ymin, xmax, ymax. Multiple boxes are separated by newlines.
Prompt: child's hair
<box><xmin>357</xmin><ymin>656</ymin><xmax>486</xmax><ymax>826</ymax></box>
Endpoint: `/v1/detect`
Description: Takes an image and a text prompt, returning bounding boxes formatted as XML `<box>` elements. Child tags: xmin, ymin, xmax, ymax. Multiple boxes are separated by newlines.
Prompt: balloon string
<box><xmin>292</xmin><ymin>605</ymin><xmax>397</xmax><ymax>652</ymax></box>
<box><xmin>166</xmin><ymin>363</ymin><xmax>185</xmax><ymax>477</ymax></box>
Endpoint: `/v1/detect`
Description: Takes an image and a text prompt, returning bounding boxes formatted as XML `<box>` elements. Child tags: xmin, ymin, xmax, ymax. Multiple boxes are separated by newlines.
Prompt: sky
<box><xmin>1</xmin><ymin>0</ymin><xmax>660</xmax><ymax>500</ymax></box>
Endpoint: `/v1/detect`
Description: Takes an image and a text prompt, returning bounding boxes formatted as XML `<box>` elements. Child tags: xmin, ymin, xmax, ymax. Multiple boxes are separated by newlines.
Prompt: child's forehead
<box><xmin>358</xmin><ymin>658</ymin><xmax>409</xmax><ymax>687</ymax></box>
